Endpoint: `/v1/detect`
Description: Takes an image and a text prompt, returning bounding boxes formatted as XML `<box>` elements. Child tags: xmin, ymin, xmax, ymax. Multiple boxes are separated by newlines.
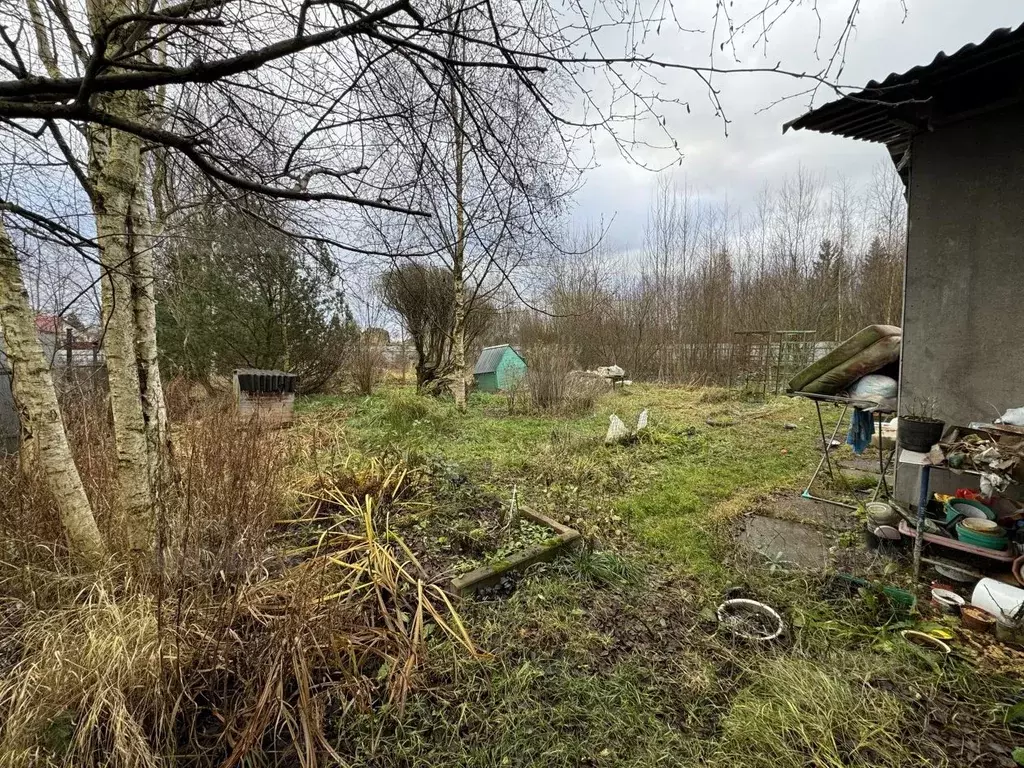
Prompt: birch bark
<box><xmin>0</xmin><ymin>221</ymin><xmax>107</xmax><ymax>567</ymax></box>
<box><xmin>83</xmin><ymin>0</ymin><xmax>171</xmax><ymax>554</ymax></box>
<box><xmin>87</xmin><ymin>90</ymin><xmax>157</xmax><ymax>554</ymax></box>
<box><xmin>450</xmin><ymin>70</ymin><xmax>468</xmax><ymax>412</ymax></box>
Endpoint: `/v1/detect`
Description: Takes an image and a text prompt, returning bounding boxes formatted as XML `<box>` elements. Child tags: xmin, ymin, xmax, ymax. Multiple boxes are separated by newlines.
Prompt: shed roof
<box><xmin>473</xmin><ymin>344</ymin><xmax>522</xmax><ymax>375</ymax></box>
<box><xmin>784</xmin><ymin>23</ymin><xmax>1024</xmax><ymax>180</ymax></box>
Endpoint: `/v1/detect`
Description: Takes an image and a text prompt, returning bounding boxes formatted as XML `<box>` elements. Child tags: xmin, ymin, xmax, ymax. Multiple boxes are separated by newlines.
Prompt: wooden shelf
<box><xmin>898</xmin><ymin>520</ymin><xmax>1015</xmax><ymax>563</ymax></box>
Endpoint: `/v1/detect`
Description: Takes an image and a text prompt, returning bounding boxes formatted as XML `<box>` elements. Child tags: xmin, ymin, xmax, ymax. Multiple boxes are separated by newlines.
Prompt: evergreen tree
<box><xmin>157</xmin><ymin>208</ymin><xmax>358</xmax><ymax>393</ymax></box>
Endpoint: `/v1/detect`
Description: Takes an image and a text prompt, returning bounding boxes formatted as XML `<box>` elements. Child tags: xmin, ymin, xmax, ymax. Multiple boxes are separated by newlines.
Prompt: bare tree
<box><xmin>380</xmin><ymin>263</ymin><xmax>495</xmax><ymax>390</ymax></box>
<box><xmin>511</xmin><ymin>164</ymin><xmax>907</xmax><ymax>383</ymax></box>
<box><xmin>361</xmin><ymin>0</ymin><xmax>574</xmax><ymax>409</ymax></box>
<box><xmin>0</xmin><ymin>0</ymin><xmax>889</xmax><ymax>562</ymax></box>
<box><xmin>0</xmin><ymin>220</ymin><xmax>106</xmax><ymax>566</ymax></box>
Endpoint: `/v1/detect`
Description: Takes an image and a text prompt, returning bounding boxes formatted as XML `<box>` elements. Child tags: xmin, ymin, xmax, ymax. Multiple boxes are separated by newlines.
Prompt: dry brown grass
<box><xmin>521</xmin><ymin>346</ymin><xmax>605</xmax><ymax>415</ymax></box>
<box><xmin>0</xmin><ymin>390</ymin><xmax>477</xmax><ymax>767</ymax></box>
<box><xmin>0</xmin><ymin>580</ymin><xmax>166</xmax><ymax>768</ymax></box>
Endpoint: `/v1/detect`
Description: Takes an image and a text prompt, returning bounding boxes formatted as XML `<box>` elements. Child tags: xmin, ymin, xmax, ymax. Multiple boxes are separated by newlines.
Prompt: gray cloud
<box><xmin>574</xmin><ymin>0</ymin><xmax>1023</xmax><ymax>249</ymax></box>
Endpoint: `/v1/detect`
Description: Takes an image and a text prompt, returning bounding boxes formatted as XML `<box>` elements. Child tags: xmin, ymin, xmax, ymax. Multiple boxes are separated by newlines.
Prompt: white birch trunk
<box><xmin>450</xmin><ymin>72</ymin><xmax>468</xmax><ymax>412</ymax></box>
<box><xmin>0</xmin><ymin>221</ymin><xmax>107</xmax><ymax>567</ymax></box>
<box><xmin>88</xmin><ymin>106</ymin><xmax>156</xmax><ymax>554</ymax></box>
<box><xmin>131</xmin><ymin>182</ymin><xmax>171</xmax><ymax>470</ymax></box>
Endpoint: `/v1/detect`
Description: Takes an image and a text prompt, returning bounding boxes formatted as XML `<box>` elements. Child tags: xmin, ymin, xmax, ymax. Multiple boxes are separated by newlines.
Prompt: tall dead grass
<box><xmin>521</xmin><ymin>346</ymin><xmax>604</xmax><ymax>415</ymax></box>
<box><xmin>0</xmin><ymin>581</ymin><xmax>166</xmax><ymax>768</ymax></box>
<box><xmin>0</xmin><ymin>385</ymin><xmax>476</xmax><ymax>767</ymax></box>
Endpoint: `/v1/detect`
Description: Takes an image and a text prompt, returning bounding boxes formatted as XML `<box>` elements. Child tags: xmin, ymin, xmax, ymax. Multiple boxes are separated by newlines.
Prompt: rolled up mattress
<box><xmin>788</xmin><ymin>325</ymin><xmax>901</xmax><ymax>396</ymax></box>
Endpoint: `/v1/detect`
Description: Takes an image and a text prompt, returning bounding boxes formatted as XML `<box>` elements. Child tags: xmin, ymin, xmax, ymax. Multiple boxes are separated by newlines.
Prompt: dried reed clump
<box><xmin>522</xmin><ymin>346</ymin><xmax>604</xmax><ymax>415</ymax></box>
<box><xmin>164</xmin><ymin>406</ymin><xmax>290</xmax><ymax>584</ymax></box>
<box><xmin>0</xmin><ymin>580</ymin><xmax>167</xmax><ymax>768</ymax></box>
<box><xmin>0</xmin><ymin>407</ymin><xmax>477</xmax><ymax>767</ymax></box>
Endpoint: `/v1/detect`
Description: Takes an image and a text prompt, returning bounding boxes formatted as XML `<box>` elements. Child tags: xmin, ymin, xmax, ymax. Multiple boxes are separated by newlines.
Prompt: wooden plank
<box><xmin>451</xmin><ymin>512</ymin><xmax>582</xmax><ymax>596</ymax></box>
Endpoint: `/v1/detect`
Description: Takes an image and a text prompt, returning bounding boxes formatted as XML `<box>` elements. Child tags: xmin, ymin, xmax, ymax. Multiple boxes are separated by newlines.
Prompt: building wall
<box><xmin>901</xmin><ymin>103</ymin><xmax>1024</xmax><ymax>428</ymax></box>
<box><xmin>495</xmin><ymin>350</ymin><xmax>526</xmax><ymax>390</ymax></box>
<box><xmin>473</xmin><ymin>372</ymin><xmax>496</xmax><ymax>392</ymax></box>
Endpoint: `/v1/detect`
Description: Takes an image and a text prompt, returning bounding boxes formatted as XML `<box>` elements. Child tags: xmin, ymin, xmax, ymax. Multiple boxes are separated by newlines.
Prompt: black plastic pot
<box><xmin>898</xmin><ymin>416</ymin><xmax>945</xmax><ymax>453</ymax></box>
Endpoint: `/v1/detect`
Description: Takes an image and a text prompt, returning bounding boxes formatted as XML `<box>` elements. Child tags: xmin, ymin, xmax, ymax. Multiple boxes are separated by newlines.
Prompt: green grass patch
<box><xmin>339</xmin><ymin>656</ymin><xmax>701</xmax><ymax>768</ymax></box>
<box><xmin>300</xmin><ymin>385</ymin><xmax>823</xmax><ymax>578</ymax></box>
<box><xmin>613</xmin><ymin>390</ymin><xmax>818</xmax><ymax>575</ymax></box>
<box><xmin>714</xmin><ymin>655</ymin><xmax>920</xmax><ymax>768</ymax></box>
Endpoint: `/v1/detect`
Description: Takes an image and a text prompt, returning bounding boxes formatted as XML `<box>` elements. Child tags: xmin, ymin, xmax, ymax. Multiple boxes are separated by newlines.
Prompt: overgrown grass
<box><xmin>338</xmin><ymin>656</ymin><xmax>701</xmax><ymax>767</ymax></box>
<box><xmin>0</xmin><ymin>396</ymin><xmax>480</xmax><ymax>767</ymax></box>
<box><xmin>305</xmin><ymin>385</ymin><xmax>821</xmax><ymax>563</ymax></box>
<box><xmin>295</xmin><ymin>383</ymin><xmax>1024</xmax><ymax>767</ymax></box>
<box><xmin>715</xmin><ymin>655</ymin><xmax>920</xmax><ymax>768</ymax></box>
<box><xmin>7</xmin><ymin>382</ymin><xmax>1018</xmax><ymax>766</ymax></box>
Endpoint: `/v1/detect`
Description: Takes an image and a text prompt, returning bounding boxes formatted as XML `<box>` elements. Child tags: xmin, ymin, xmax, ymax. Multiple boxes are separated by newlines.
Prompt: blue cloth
<box><xmin>846</xmin><ymin>408</ymin><xmax>874</xmax><ymax>454</ymax></box>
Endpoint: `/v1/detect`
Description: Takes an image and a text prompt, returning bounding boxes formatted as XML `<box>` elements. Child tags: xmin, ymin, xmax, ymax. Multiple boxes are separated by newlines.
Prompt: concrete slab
<box><xmin>761</xmin><ymin>494</ymin><xmax>857</xmax><ymax>530</ymax></box>
<box><xmin>738</xmin><ymin>515</ymin><xmax>831</xmax><ymax>570</ymax></box>
<box><xmin>841</xmin><ymin>456</ymin><xmax>888</xmax><ymax>473</ymax></box>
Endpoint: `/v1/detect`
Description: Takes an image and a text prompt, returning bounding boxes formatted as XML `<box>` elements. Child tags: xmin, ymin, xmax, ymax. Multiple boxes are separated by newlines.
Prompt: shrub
<box><xmin>523</xmin><ymin>346</ymin><xmax>604</xmax><ymax>415</ymax></box>
<box><xmin>348</xmin><ymin>339</ymin><xmax>387</xmax><ymax>395</ymax></box>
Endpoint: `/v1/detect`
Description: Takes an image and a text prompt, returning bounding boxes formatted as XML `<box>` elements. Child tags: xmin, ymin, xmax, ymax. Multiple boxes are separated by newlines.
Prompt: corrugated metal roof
<box><xmin>473</xmin><ymin>344</ymin><xmax>518</xmax><ymax>375</ymax></box>
<box><xmin>784</xmin><ymin>22</ymin><xmax>1024</xmax><ymax>176</ymax></box>
<box><xmin>855</xmin><ymin>22</ymin><xmax>1024</xmax><ymax>93</ymax></box>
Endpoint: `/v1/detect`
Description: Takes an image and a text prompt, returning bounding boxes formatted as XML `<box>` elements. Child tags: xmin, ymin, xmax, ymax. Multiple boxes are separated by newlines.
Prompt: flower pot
<box><xmin>898</xmin><ymin>416</ymin><xmax>945</xmax><ymax>453</ymax></box>
<box><xmin>961</xmin><ymin>605</ymin><xmax>997</xmax><ymax>633</ymax></box>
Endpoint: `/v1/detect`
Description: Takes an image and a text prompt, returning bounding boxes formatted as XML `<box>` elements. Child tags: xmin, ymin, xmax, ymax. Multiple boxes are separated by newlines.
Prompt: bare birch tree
<box><xmin>0</xmin><ymin>221</ymin><xmax>106</xmax><ymax>566</ymax></box>
<box><xmin>0</xmin><ymin>0</ymin><xmax>888</xmax><ymax>562</ymax></box>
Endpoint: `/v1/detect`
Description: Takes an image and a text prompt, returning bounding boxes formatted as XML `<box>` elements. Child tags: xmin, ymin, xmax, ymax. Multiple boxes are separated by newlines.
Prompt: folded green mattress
<box><xmin>788</xmin><ymin>325</ymin><xmax>901</xmax><ymax>395</ymax></box>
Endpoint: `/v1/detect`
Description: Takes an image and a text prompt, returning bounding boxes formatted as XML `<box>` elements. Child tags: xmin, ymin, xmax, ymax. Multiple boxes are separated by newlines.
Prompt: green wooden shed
<box><xmin>473</xmin><ymin>344</ymin><xmax>527</xmax><ymax>392</ymax></box>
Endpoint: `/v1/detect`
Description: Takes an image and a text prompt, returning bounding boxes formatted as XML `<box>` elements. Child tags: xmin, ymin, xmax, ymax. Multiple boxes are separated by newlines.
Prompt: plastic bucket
<box><xmin>865</xmin><ymin>501</ymin><xmax>899</xmax><ymax>526</ymax></box>
<box><xmin>944</xmin><ymin>498</ymin><xmax>995</xmax><ymax>523</ymax></box>
<box><xmin>971</xmin><ymin>578</ymin><xmax>1024</xmax><ymax>623</ymax></box>
<box><xmin>716</xmin><ymin>599</ymin><xmax>785</xmax><ymax>642</ymax></box>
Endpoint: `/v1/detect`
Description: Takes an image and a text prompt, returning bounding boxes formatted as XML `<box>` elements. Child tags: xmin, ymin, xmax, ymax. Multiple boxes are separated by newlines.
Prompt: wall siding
<box><xmin>901</xmin><ymin>103</ymin><xmax>1024</xmax><ymax>427</ymax></box>
<box><xmin>495</xmin><ymin>350</ymin><xmax>526</xmax><ymax>390</ymax></box>
<box><xmin>475</xmin><ymin>371</ymin><xmax>499</xmax><ymax>392</ymax></box>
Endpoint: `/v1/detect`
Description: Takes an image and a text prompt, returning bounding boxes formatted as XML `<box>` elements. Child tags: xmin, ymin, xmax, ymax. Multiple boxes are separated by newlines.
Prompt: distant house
<box><xmin>473</xmin><ymin>344</ymin><xmax>527</xmax><ymax>393</ymax></box>
<box><xmin>34</xmin><ymin>314</ymin><xmax>62</xmax><ymax>335</ymax></box>
<box><xmin>0</xmin><ymin>315</ymin><xmax>105</xmax><ymax>454</ymax></box>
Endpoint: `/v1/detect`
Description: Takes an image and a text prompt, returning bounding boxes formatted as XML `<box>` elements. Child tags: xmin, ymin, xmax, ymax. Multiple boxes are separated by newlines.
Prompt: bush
<box><xmin>522</xmin><ymin>346</ymin><xmax>604</xmax><ymax>415</ymax></box>
<box><xmin>348</xmin><ymin>340</ymin><xmax>387</xmax><ymax>395</ymax></box>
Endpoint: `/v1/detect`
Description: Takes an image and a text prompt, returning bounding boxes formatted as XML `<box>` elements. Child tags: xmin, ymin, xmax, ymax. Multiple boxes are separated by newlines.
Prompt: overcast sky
<box><xmin>572</xmin><ymin>1</ymin><xmax>1023</xmax><ymax>250</ymax></box>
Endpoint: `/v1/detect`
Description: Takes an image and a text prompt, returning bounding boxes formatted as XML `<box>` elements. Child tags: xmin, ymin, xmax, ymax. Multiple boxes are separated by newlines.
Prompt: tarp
<box><xmin>788</xmin><ymin>325</ymin><xmax>901</xmax><ymax>395</ymax></box>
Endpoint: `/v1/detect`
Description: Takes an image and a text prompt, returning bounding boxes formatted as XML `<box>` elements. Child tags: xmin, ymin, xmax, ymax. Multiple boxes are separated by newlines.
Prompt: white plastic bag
<box><xmin>997</xmin><ymin>407</ymin><xmax>1024</xmax><ymax>427</ymax></box>
<box><xmin>635</xmin><ymin>409</ymin><xmax>649</xmax><ymax>433</ymax></box>
<box><xmin>605</xmin><ymin>414</ymin><xmax>630</xmax><ymax>445</ymax></box>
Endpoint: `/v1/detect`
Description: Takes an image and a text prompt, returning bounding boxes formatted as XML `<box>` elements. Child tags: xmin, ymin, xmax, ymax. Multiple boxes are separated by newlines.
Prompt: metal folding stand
<box><xmin>796</xmin><ymin>392</ymin><xmax>896</xmax><ymax>510</ymax></box>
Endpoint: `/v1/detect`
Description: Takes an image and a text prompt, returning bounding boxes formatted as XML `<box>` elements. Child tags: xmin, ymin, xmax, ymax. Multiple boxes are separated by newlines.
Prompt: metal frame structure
<box><xmin>731</xmin><ymin>329</ymin><xmax>818</xmax><ymax>396</ymax></box>
<box><xmin>796</xmin><ymin>392</ymin><xmax>896</xmax><ymax>510</ymax></box>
